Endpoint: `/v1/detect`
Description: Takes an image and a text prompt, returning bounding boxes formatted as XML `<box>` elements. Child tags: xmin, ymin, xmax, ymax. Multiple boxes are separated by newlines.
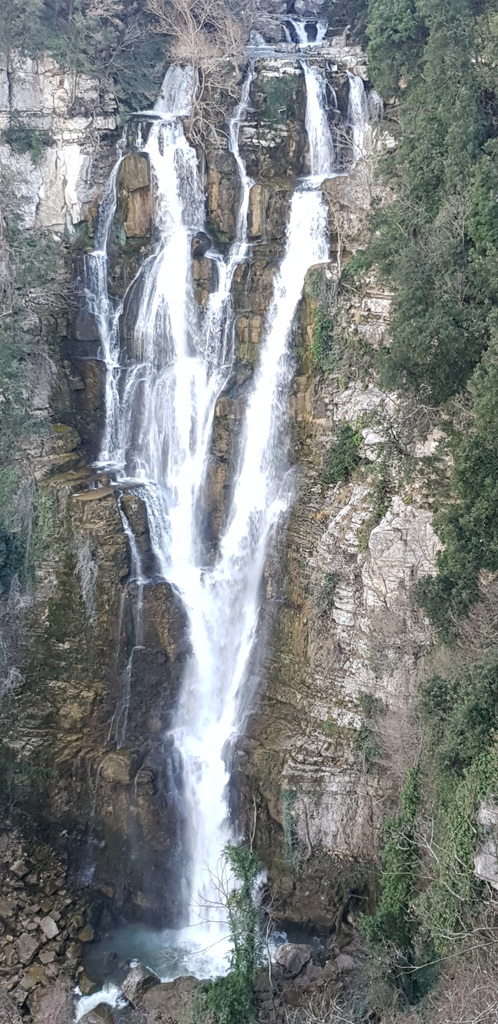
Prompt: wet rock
<box><xmin>121</xmin><ymin>964</ymin><xmax>159</xmax><ymax>1006</ymax></box>
<box><xmin>16</xmin><ymin>933</ymin><xmax>40</xmax><ymax>965</ymax></box>
<box><xmin>77</xmin><ymin>968</ymin><xmax>100</xmax><ymax>995</ymax></box>
<box><xmin>142</xmin><ymin>976</ymin><xmax>201</xmax><ymax>1023</ymax></box>
<box><xmin>79</xmin><ymin>1006</ymin><xmax>115</xmax><ymax>1024</ymax></box>
<box><xmin>191</xmin><ymin>230</ymin><xmax>212</xmax><ymax>258</ymax></box>
<box><xmin>40</xmin><ymin>915</ymin><xmax>59</xmax><ymax>939</ymax></box>
<box><xmin>77</xmin><ymin>924</ymin><xmax>95</xmax><ymax>943</ymax></box>
<box><xmin>275</xmin><ymin>943</ymin><xmax>312</xmax><ymax>977</ymax></box>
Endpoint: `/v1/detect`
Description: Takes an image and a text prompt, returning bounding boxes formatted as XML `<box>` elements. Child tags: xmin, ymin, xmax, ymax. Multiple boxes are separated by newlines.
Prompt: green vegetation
<box><xmin>355</xmin><ymin>692</ymin><xmax>387</xmax><ymax>774</ymax></box>
<box><xmin>362</xmin><ymin>768</ymin><xmax>421</xmax><ymax>963</ymax></box>
<box><xmin>323</xmin><ymin>423</ymin><xmax>362</xmax><ymax>486</ymax></box>
<box><xmin>361</xmin><ymin>0</ymin><xmax>498</xmax><ymax>629</ymax></box>
<box><xmin>196</xmin><ymin>844</ymin><xmax>261</xmax><ymax>1024</ymax></box>
<box><xmin>320</xmin><ymin>570</ymin><xmax>340</xmax><ymax>610</ymax></box>
<box><xmin>258</xmin><ymin>72</ymin><xmax>301</xmax><ymax>124</ymax></box>
<box><xmin>0</xmin><ymin>0</ymin><xmax>167</xmax><ymax>117</ymax></box>
<box><xmin>1</xmin><ymin>119</ymin><xmax>50</xmax><ymax>164</ymax></box>
<box><xmin>352</xmin><ymin>0</ymin><xmax>498</xmax><ymax>1009</ymax></box>
<box><xmin>312</xmin><ymin>309</ymin><xmax>336</xmax><ymax>372</ymax></box>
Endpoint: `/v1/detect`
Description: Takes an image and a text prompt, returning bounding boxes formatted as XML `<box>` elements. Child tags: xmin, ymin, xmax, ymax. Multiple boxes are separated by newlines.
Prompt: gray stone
<box><xmin>0</xmin><ymin>898</ymin><xmax>16</xmax><ymax>920</ymax></box>
<box><xmin>16</xmin><ymin>933</ymin><xmax>40</xmax><ymax>965</ymax></box>
<box><xmin>121</xmin><ymin>964</ymin><xmax>159</xmax><ymax>1006</ymax></box>
<box><xmin>275</xmin><ymin>943</ymin><xmax>312</xmax><ymax>977</ymax></box>
<box><xmin>40</xmin><ymin>915</ymin><xmax>59</xmax><ymax>939</ymax></box>
<box><xmin>10</xmin><ymin>860</ymin><xmax>29</xmax><ymax>878</ymax></box>
<box><xmin>335</xmin><ymin>953</ymin><xmax>356</xmax><ymax>972</ymax></box>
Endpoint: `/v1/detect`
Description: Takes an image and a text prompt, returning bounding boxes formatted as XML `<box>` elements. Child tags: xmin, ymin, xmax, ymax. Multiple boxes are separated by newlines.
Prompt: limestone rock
<box><xmin>121</xmin><ymin>964</ymin><xmax>159</xmax><ymax>1006</ymax></box>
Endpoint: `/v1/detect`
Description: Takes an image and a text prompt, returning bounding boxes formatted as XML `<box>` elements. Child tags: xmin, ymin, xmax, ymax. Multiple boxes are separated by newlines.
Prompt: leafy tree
<box><xmin>367</xmin><ymin>0</ymin><xmax>426</xmax><ymax>97</ymax></box>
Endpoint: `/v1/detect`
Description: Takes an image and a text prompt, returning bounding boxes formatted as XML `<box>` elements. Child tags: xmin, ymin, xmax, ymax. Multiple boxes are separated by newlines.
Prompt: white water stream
<box><xmin>85</xmin><ymin>51</ymin><xmax>375</xmax><ymax>978</ymax></box>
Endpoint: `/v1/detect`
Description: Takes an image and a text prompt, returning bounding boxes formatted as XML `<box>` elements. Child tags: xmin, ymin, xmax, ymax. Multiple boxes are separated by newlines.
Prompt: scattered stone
<box><xmin>16</xmin><ymin>933</ymin><xmax>40</xmax><ymax>965</ymax></box>
<box><xmin>275</xmin><ymin>943</ymin><xmax>313</xmax><ymax>977</ymax></box>
<box><xmin>20</xmin><ymin>963</ymin><xmax>45</xmax><ymax>989</ymax></box>
<box><xmin>77</xmin><ymin>924</ymin><xmax>94</xmax><ymax>942</ymax></box>
<box><xmin>121</xmin><ymin>963</ymin><xmax>159</xmax><ymax>1006</ymax></box>
<box><xmin>40</xmin><ymin>916</ymin><xmax>59</xmax><ymax>939</ymax></box>
<box><xmin>11</xmin><ymin>861</ymin><xmax>29</xmax><ymax>879</ymax></box>
<box><xmin>0</xmin><ymin>898</ymin><xmax>16</xmax><ymax>920</ymax></box>
<box><xmin>5</xmin><ymin>945</ymin><xmax>20</xmax><ymax>967</ymax></box>
<box><xmin>39</xmin><ymin>949</ymin><xmax>56</xmax><ymax>965</ymax></box>
<box><xmin>25</xmin><ymin>873</ymin><xmax>39</xmax><ymax>886</ymax></box>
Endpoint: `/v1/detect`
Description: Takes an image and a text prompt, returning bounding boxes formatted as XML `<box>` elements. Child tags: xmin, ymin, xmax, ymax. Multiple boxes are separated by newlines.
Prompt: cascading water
<box><xmin>83</xmin><ymin>41</ymin><xmax>378</xmax><ymax>984</ymax></box>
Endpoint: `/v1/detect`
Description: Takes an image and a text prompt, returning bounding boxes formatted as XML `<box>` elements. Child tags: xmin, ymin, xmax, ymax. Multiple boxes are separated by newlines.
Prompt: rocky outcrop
<box><xmin>235</xmin><ymin>81</ymin><xmax>439</xmax><ymax>923</ymax></box>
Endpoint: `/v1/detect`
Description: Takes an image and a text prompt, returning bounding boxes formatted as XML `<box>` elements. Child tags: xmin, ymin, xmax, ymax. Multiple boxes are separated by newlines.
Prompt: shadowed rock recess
<box><xmin>0</xmin><ymin>0</ymin><xmax>452</xmax><ymax>1019</ymax></box>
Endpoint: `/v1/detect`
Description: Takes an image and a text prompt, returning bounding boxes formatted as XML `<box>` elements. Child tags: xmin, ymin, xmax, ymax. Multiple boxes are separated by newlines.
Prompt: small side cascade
<box><xmin>109</xmin><ymin>499</ymin><xmax>146</xmax><ymax>750</ymax></box>
<box><xmin>285</xmin><ymin>17</ymin><xmax>328</xmax><ymax>47</ymax></box>
<box><xmin>347</xmin><ymin>71</ymin><xmax>369</xmax><ymax>165</ymax></box>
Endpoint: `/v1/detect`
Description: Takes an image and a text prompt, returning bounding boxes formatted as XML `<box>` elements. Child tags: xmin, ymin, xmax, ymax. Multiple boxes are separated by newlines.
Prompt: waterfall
<box><xmin>348</xmin><ymin>71</ymin><xmax>369</xmax><ymax>165</ymax></box>
<box><xmin>302</xmin><ymin>63</ymin><xmax>337</xmax><ymax>178</ymax></box>
<box><xmin>286</xmin><ymin>17</ymin><xmax>328</xmax><ymax>47</ymax></box>
<box><xmin>87</xmin><ymin>53</ymin><xmax>352</xmax><ymax>977</ymax></box>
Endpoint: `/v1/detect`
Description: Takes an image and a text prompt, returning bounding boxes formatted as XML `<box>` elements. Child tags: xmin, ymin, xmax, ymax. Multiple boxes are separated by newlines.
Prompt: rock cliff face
<box><xmin>0</xmin><ymin>28</ymin><xmax>439</xmax><ymax>942</ymax></box>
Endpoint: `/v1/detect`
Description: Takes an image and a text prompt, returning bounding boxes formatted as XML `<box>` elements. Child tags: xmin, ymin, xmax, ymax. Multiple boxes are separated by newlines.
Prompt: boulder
<box><xmin>121</xmin><ymin>964</ymin><xmax>159</xmax><ymax>1006</ymax></box>
<box><xmin>142</xmin><ymin>976</ymin><xmax>200</xmax><ymax>1024</ymax></box>
<box><xmin>191</xmin><ymin>231</ymin><xmax>212</xmax><ymax>259</ymax></box>
<box><xmin>79</xmin><ymin>1006</ymin><xmax>115</xmax><ymax>1024</ymax></box>
<box><xmin>275</xmin><ymin>943</ymin><xmax>312</xmax><ymax>977</ymax></box>
<box><xmin>78</xmin><ymin>968</ymin><xmax>100</xmax><ymax>995</ymax></box>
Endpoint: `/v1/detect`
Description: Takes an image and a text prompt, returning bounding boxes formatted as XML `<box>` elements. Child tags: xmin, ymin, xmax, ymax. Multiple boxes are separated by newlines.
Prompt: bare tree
<box><xmin>146</xmin><ymin>0</ymin><xmax>254</xmax><ymax>144</ymax></box>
